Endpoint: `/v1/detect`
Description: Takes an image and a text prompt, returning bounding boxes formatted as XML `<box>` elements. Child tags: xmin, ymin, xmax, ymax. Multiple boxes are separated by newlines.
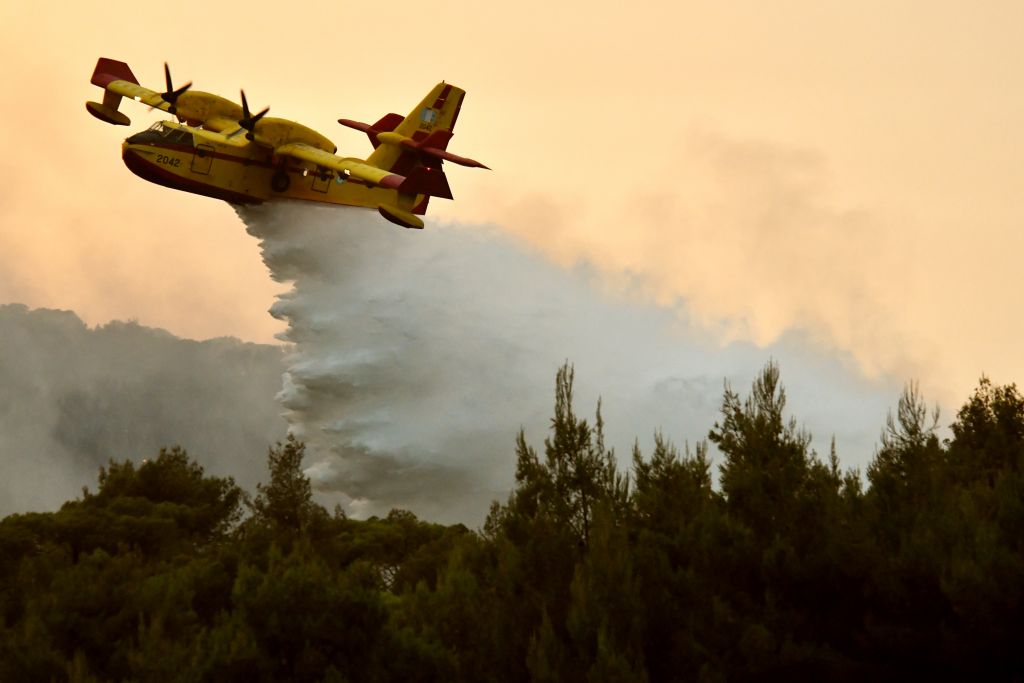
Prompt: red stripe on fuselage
<box><xmin>122</xmin><ymin>142</ymin><xmax>387</xmax><ymax>202</ymax></box>
<box><xmin>152</xmin><ymin>142</ymin><xmax>384</xmax><ymax>187</ymax></box>
<box><xmin>123</xmin><ymin>146</ymin><xmax>412</xmax><ymax>221</ymax></box>
<box><xmin>431</xmin><ymin>84</ymin><xmax>453</xmax><ymax>110</ymax></box>
<box><xmin>126</xmin><ymin>140</ymin><xmax>356</xmax><ymax>181</ymax></box>
<box><xmin>122</xmin><ymin>147</ymin><xmax>261</xmax><ymax>205</ymax></box>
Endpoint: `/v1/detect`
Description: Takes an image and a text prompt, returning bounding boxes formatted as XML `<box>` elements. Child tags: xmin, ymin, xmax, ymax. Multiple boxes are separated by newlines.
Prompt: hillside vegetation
<box><xmin>1</xmin><ymin>362</ymin><xmax>1022</xmax><ymax>681</ymax></box>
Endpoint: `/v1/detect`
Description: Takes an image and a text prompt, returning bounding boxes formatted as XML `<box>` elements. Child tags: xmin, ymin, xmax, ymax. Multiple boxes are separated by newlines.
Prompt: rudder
<box><xmin>365</xmin><ymin>82</ymin><xmax>466</xmax><ymax>173</ymax></box>
<box><xmin>335</xmin><ymin>82</ymin><xmax>486</xmax><ymax>227</ymax></box>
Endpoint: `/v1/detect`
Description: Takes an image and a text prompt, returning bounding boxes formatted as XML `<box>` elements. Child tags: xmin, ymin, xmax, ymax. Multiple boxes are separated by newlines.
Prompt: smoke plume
<box><xmin>238</xmin><ymin>203</ymin><xmax>893</xmax><ymax>524</ymax></box>
<box><xmin>0</xmin><ymin>304</ymin><xmax>286</xmax><ymax>515</ymax></box>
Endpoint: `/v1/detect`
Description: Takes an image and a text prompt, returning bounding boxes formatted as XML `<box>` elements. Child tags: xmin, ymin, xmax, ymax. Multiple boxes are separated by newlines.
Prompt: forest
<box><xmin>1</xmin><ymin>362</ymin><xmax>1022</xmax><ymax>682</ymax></box>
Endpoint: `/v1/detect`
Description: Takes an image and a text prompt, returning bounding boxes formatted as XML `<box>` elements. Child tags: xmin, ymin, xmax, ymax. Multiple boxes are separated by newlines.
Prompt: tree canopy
<box><xmin>1</xmin><ymin>362</ymin><xmax>1023</xmax><ymax>681</ymax></box>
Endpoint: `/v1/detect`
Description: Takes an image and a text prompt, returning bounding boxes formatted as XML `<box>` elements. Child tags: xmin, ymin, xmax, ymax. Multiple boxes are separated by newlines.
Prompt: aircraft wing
<box><xmin>275</xmin><ymin>142</ymin><xmax>406</xmax><ymax>189</ymax></box>
<box><xmin>86</xmin><ymin>58</ymin><xmax>177</xmax><ymax>126</ymax></box>
<box><xmin>88</xmin><ymin>58</ymin><xmax>243</xmax><ymax>130</ymax></box>
<box><xmin>190</xmin><ymin>126</ymin><xmax>249</xmax><ymax>147</ymax></box>
<box><xmin>202</xmin><ymin>117</ymin><xmax>245</xmax><ymax>134</ymax></box>
<box><xmin>104</xmin><ymin>80</ymin><xmax>172</xmax><ymax>112</ymax></box>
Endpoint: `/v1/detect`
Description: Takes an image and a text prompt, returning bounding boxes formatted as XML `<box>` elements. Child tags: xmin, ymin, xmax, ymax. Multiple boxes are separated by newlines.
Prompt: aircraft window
<box><xmin>126</xmin><ymin>122</ymin><xmax>193</xmax><ymax>146</ymax></box>
<box><xmin>147</xmin><ymin>122</ymin><xmax>191</xmax><ymax>141</ymax></box>
<box><xmin>166</xmin><ymin>129</ymin><xmax>193</xmax><ymax>144</ymax></box>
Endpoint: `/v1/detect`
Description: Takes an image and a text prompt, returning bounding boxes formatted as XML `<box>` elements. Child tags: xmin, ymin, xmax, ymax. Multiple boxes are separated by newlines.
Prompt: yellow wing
<box><xmin>105</xmin><ymin>80</ymin><xmax>170</xmax><ymax>111</ymax></box>
<box><xmin>87</xmin><ymin>58</ymin><xmax>402</xmax><ymax>189</ymax></box>
<box><xmin>86</xmin><ymin>59</ymin><xmax>338</xmax><ymax>153</ymax></box>
<box><xmin>84</xmin><ymin>58</ymin><xmax>168</xmax><ymax>125</ymax></box>
<box><xmin>86</xmin><ymin>58</ymin><xmax>245</xmax><ymax>131</ymax></box>
<box><xmin>274</xmin><ymin>142</ymin><xmax>406</xmax><ymax>189</ymax></box>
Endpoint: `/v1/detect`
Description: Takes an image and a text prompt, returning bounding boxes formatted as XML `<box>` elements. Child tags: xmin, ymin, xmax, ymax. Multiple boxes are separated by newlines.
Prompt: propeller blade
<box><xmin>160</xmin><ymin>62</ymin><xmax>192</xmax><ymax>114</ymax></box>
<box><xmin>238</xmin><ymin>90</ymin><xmax>269</xmax><ymax>141</ymax></box>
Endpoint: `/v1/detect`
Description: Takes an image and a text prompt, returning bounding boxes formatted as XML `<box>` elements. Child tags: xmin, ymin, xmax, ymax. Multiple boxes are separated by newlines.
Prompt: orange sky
<box><xmin>1</xmin><ymin>1</ymin><xmax>1023</xmax><ymax>404</ymax></box>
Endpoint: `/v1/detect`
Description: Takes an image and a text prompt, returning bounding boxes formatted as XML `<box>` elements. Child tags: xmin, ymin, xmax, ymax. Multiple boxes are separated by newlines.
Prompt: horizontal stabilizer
<box><xmin>371</xmin><ymin>130</ymin><xmax>489</xmax><ymax>170</ymax></box>
<box><xmin>338</xmin><ymin>113</ymin><xmax>404</xmax><ymax>149</ymax></box>
<box><xmin>373</xmin><ymin>113</ymin><xmax>404</xmax><ymax>132</ymax></box>
<box><xmin>419</xmin><ymin>146</ymin><xmax>489</xmax><ymax>169</ymax></box>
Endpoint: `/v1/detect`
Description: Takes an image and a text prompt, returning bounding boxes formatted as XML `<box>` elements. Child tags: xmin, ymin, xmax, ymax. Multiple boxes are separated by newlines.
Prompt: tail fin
<box><xmin>363</xmin><ymin>82</ymin><xmax>466</xmax><ymax>174</ymax></box>
<box><xmin>337</xmin><ymin>83</ymin><xmax>487</xmax><ymax>226</ymax></box>
<box><xmin>338</xmin><ymin>83</ymin><xmax>486</xmax><ymax>183</ymax></box>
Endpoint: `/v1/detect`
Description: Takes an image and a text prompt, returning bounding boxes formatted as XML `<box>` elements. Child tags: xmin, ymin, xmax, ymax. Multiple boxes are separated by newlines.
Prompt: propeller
<box><xmin>160</xmin><ymin>62</ymin><xmax>192</xmax><ymax>115</ymax></box>
<box><xmin>235</xmin><ymin>90</ymin><xmax>269</xmax><ymax>141</ymax></box>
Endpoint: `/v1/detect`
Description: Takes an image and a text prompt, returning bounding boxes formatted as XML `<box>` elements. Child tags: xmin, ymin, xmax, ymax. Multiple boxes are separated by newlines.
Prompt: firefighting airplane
<box><xmin>86</xmin><ymin>58</ymin><xmax>487</xmax><ymax>229</ymax></box>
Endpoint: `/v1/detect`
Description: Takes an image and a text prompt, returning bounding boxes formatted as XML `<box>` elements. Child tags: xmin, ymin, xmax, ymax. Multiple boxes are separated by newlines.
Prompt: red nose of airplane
<box><xmin>121</xmin><ymin>142</ymin><xmax>156</xmax><ymax>181</ymax></box>
<box><xmin>118</xmin><ymin>138</ymin><xmax>261</xmax><ymax>205</ymax></box>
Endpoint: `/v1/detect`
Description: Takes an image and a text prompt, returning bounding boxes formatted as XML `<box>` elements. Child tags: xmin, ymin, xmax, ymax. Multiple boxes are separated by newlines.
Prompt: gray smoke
<box><xmin>0</xmin><ymin>304</ymin><xmax>287</xmax><ymax>515</ymax></box>
<box><xmin>238</xmin><ymin>202</ymin><xmax>895</xmax><ymax>524</ymax></box>
<box><xmin>0</xmin><ymin>206</ymin><xmax>896</xmax><ymax>523</ymax></box>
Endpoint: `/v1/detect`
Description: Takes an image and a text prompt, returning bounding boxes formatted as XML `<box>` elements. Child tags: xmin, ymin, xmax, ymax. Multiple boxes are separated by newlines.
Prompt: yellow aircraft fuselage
<box><xmin>87</xmin><ymin>58</ymin><xmax>485</xmax><ymax>229</ymax></box>
<box><xmin>122</xmin><ymin>120</ymin><xmax>424</xmax><ymax>214</ymax></box>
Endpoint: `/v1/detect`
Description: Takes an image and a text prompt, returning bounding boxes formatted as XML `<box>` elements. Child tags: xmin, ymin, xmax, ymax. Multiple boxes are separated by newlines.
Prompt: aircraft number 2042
<box><xmin>156</xmin><ymin>154</ymin><xmax>181</xmax><ymax>167</ymax></box>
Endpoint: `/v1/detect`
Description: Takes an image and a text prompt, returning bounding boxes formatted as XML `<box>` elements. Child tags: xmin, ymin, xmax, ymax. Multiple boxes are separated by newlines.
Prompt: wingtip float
<box><xmin>86</xmin><ymin>57</ymin><xmax>488</xmax><ymax>230</ymax></box>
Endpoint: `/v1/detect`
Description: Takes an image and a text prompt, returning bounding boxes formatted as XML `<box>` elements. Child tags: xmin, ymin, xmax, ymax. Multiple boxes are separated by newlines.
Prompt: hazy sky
<box><xmin>2</xmin><ymin>1</ymin><xmax>1022</xmax><ymax>407</ymax></box>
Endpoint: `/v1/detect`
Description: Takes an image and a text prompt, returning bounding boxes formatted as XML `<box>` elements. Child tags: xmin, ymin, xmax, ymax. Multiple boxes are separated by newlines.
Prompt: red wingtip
<box><xmin>91</xmin><ymin>57</ymin><xmax>139</xmax><ymax>88</ymax></box>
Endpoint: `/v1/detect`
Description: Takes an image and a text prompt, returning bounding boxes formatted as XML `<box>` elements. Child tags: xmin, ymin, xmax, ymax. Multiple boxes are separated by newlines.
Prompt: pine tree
<box><xmin>251</xmin><ymin>435</ymin><xmax>319</xmax><ymax>534</ymax></box>
<box><xmin>709</xmin><ymin>361</ymin><xmax>811</xmax><ymax>536</ymax></box>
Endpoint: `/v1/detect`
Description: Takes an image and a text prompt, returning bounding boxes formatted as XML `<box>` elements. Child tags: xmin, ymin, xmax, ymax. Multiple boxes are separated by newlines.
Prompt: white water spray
<box><xmin>240</xmin><ymin>203</ymin><xmax>561</xmax><ymax>522</ymax></box>
<box><xmin>237</xmin><ymin>202</ymin><xmax>892</xmax><ymax>523</ymax></box>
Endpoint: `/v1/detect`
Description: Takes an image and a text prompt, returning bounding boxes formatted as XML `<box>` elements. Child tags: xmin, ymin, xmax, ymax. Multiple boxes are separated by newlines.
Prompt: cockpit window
<box><xmin>166</xmin><ymin>128</ymin><xmax>193</xmax><ymax>144</ymax></box>
<box><xmin>146</xmin><ymin>122</ymin><xmax>192</xmax><ymax>143</ymax></box>
<box><xmin>126</xmin><ymin>122</ymin><xmax>195</xmax><ymax>147</ymax></box>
